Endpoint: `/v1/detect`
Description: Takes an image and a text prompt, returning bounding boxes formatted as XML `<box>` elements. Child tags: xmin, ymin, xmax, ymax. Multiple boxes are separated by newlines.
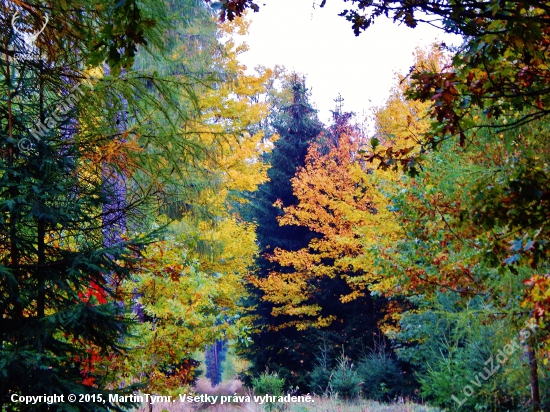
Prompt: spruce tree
<box><xmin>243</xmin><ymin>76</ymin><xmax>324</xmax><ymax>389</ymax></box>
<box><xmin>0</xmin><ymin>49</ymin><xmax>141</xmax><ymax>412</ymax></box>
<box><xmin>244</xmin><ymin>96</ymin><xmax>389</xmax><ymax>391</ymax></box>
<box><xmin>256</xmin><ymin>76</ymin><xmax>324</xmax><ymax>259</ymax></box>
<box><xmin>0</xmin><ymin>2</ymin><xmax>201</xmax><ymax>408</ymax></box>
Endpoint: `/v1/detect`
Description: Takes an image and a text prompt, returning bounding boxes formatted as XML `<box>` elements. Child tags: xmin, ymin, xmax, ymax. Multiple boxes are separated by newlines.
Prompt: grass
<box><xmin>135</xmin><ymin>397</ymin><xmax>441</xmax><ymax>412</ymax></box>
<box><xmin>134</xmin><ymin>378</ymin><xmax>441</xmax><ymax>412</ymax></box>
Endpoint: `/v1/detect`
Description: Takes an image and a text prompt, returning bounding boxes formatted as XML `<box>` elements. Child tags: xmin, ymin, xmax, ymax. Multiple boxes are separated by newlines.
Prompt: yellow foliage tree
<box><xmin>104</xmin><ymin>16</ymin><xmax>276</xmax><ymax>393</ymax></box>
<box><xmin>367</xmin><ymin>45</ymin><xmax>448</xmax><ymax>172</ymax></box>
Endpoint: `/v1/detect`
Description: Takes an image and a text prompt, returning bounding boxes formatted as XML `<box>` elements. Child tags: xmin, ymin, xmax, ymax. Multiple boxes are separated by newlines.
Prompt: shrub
<box><xmin>309</xmin><ymin>340</ymin><xmax>333</xmax><ymax>395</ymax></box>
<box><xmin>329</xmin><ymin>353</ymin><xmax>361</xmax><ymax>400</ymax></box>
<box><xmin>252</xmin><ymin>371</ymin><xmax>285</xmax><ymax>411</ymax></box>
<box><xmin>310</xmin><ymin>364</ymin><xmax>332</xmax><ymax>396</ymax></box>
<box><xmin>357</xmin><ymin>350</ymin><xmax>406</xmax><ymax>401</ymax></box>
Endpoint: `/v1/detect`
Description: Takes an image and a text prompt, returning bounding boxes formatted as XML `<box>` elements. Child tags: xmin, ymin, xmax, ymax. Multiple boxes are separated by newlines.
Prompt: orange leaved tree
<box><xmin>253</xmin><ymin>113</ymin><xmax>392</xmax><ymax>331</ymax></box>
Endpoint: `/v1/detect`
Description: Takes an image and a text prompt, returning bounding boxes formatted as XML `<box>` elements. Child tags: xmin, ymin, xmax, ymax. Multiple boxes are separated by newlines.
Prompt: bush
<box><xmin>357</xmin><ymin>350</ymin><xmax>406</xmax><ymax>401</ymax></box>
<box><xmin>329</xmin><ymin>353</ymin><xmax>361</xmax><ymax>400</ymax></box>
<box><xmin>310</xmin><ymin>364</ymin><xmax>331</xmax><ymax>395</ymax></box>
<box><xmin>309</xmin><ymin>340</ymin><xmax>333</xmax><ymax>395</ymax></box>
<box><xmin>252</xmin><ymin>371</ymin><xmax>285</xmax><ymax>411</ymax></box>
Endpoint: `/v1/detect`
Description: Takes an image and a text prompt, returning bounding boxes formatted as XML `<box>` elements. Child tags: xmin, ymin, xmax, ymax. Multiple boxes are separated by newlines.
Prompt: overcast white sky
<box><xmin>235</xmin><ymin>0</ymin><xmax>461</xmax><ymax>126</ymax></box>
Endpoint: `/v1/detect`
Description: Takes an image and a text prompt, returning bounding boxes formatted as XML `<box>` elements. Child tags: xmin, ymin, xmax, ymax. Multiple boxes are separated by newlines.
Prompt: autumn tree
<box><xmin>100</xmin><ymin>15</ymin><xmax>276</xmax><ymax>393</ymax></box>
<box><xmin>256</xmin><ymin>112</ymin><xmax>372</xmax><ymax>327</ymax></box>
<box><xmin>108</xmin><ymin>220</ymin><xmax>259</xmax><ymax>394</ymax></box>
<box><xmin>252</xmin><ymin>107</ymin><xmax>416</xmax><ymax>392</ymax></box>
<box><xmin>363</xmin><ymin>46</ymin><xmax>550</xmax><ymax>411</ymax></box>
<box><xmin>0</xmin><ymin>0</ymin><xmax>255</xmax><ymax>405</ymax></box>
<box><xmin>366</xmin><ymin>45</ymin><xmax>448</xmax><ymax>173</ymax></box>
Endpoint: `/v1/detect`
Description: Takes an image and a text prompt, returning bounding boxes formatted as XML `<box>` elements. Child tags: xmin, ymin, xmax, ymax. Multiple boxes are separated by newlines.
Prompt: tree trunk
<box><xmin>526</xmin><ymin>342</ymin><xmax>541</xmax><ymax>412</ymax></box>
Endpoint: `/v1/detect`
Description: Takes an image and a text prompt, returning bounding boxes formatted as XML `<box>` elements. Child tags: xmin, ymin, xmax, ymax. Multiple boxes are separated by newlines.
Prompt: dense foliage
<box><xmin>1</xmin><ymin>0</ymin><xmax>270</xmax><ymax>408</ymax></box>
<box><xmin>3</xmin><ymin>1</ymin><xmax>550</xmax><ymax>411</ymax></box>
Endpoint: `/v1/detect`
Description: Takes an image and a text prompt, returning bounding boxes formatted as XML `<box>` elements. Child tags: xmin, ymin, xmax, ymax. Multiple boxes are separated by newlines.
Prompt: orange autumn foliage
<box><xmin>253</xmin><ymin>119</ymin><xmax>378</xmax><ymax>330</ymax></box>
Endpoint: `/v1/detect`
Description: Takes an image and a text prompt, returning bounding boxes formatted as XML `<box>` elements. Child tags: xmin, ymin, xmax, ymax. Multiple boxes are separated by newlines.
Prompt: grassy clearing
<box><xmin>136</xmin><ymin>397</ymin><xmax>441</xmax><ymax>412</ymax></box>
<box><xmin>134</xmin><ymin>378</ymin><xmax>441</xmax><ymax>412</ymax></box>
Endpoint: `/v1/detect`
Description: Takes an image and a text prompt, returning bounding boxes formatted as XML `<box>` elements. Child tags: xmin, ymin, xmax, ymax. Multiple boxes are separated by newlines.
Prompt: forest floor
<box><xmin>135</xmin><ymin>379</ymin><xmax>441</xmax><ymax>412</ymax></box>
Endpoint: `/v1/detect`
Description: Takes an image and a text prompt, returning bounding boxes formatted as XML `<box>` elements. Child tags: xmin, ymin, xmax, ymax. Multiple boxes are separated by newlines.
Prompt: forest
<box><xmin>1</xmin><ymin>1</ymin><xmax>550</xmax><ymax>411</ymax></box>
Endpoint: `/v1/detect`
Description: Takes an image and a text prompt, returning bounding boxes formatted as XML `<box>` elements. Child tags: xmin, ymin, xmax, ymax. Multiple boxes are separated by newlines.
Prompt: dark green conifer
<box><xmin>0</xmin><ymin>54</ymin><xmax>142</xmax><ymax>412</ymax></box>
<box><xmin>242</xmin><ymin>76</ymin><xmax>323</xmax><ymax>389</ymax></box>
<box><xmin>0</xmin><ymin>1</ymin><xmax>199</xmax><ymax>408</ymax></box>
